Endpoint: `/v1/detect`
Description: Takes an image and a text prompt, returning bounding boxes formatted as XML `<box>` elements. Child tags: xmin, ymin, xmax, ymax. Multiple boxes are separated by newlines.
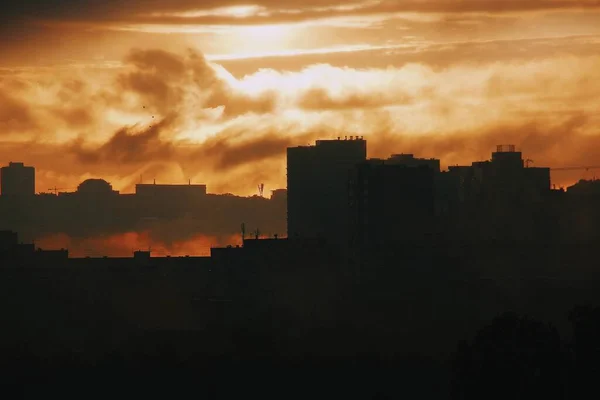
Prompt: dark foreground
<box><xmin>2</xmin><ymin>244</ymin><xmax>600</xmax><ymax>399</ymax></box>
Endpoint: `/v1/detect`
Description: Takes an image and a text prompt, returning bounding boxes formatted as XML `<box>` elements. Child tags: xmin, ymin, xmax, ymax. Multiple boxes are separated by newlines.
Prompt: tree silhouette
<box><xmin>450</xmin><ymin>312</ymin><xmax>566</xmax><ymax>400</ymax></box>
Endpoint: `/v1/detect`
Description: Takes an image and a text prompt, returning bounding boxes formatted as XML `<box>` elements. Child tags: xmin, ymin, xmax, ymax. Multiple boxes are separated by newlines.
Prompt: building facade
<box><xmin>348</xmin><ymin>160</ymin><xmax>436</xmax><ymax>249</ymax></box>
<box><xmin>287</xmin><ymin>138</ymin><xmax>367</xmax><ymax>243</ymax></box>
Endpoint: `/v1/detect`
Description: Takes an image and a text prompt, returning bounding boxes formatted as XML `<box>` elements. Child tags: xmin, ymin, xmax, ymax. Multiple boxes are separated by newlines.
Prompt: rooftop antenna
<box><xmin>189</xmin><ymin>179</ymin><xmax>191</xmax><ymax>185</ymax></box>
<box><xmin>255</xmin><ymin>228</ymin><xmax>260</xmax><ymax>240</ymax></box>
<box><xmin>258</xmin><ymin>183</ymin><xmax>265</xmax><ymax>197</ymax></box>
<box><xmin>525</xmin><ymin>159</ymin><xmax>534</xmax><ymax>168</ymax></box>
<box><xmin>153</xmin><ymin>179</ymin><xmax>156</xmax><ymax>185</ymax></box>
<box><xmin>241</xmin><ymin>223</ymin><xmax>246</xmax><ymax>244</ymax></box>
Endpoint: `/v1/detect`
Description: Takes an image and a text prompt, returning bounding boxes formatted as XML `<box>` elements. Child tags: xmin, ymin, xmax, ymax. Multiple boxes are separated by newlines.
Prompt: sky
<box><xmin>2</xmin><ymin>0</ymin><xmax>600</xmax><ymax>197</ymax></box>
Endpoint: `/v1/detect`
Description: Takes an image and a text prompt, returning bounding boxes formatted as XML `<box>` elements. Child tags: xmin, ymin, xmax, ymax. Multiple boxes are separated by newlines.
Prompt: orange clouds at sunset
<box><xmin>2</xmin><ymin>0</ymin><xmax>600</xmax><ymax>197</ymax></box>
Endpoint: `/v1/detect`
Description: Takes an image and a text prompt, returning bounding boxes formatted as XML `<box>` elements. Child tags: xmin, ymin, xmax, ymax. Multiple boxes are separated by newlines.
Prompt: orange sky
<box><xmin>2</xmin><ymin>1</ymin><xmax>600</xmax><ymax>195</ymax></box>
<box><xmin>35</xmin><ymin>232</ymin><xmax>242</xmax><ymax>258</ymax></box>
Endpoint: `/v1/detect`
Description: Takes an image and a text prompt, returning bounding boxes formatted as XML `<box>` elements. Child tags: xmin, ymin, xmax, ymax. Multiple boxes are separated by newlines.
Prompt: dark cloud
<box><xmin>1</xmin><ymin>41</ymin><xmax>600</xmax><ymax>199</ymax></box>
<box><xmin>206</xmin><ymin>90</ymin><xmax>277</xmax><ymax>117</ymax></box>
<box><xmin>117</xmin><ymin>48</ymin><xmax>276</xmax><ymax>117</ymax></box>
<box><xmin>4</xmin><ymin>1</ymin><xmax>600</xmax><ymax>28</ymax></box>
<box><xmin>2</xmin><ymin>109</ymin><xmax>600</xmax><ymax>200</ymax></box>
<box><xmin>67</xmin><ymin>118</ymin><xmax>305</xmax><ymax>180</ymax></box>
<box><xmin>4</xmin><ymin>111</ymin><xmax>600</xmax><ymax>192</ymax></box>
<box><xmin>126</xmin><ymin>49</ymin><xmax>187</xmax><ymax>75</ymax></box>
<box><xmin>199</xmin><ymin>133</ymin><xmax>299</xmax><ymax>171</ymax></box>
<box><xmin>0</xmin><ymin>90</ymin><xmax>38</xmax><ymax>133</ymax></box>
<box><xmin>3</xmin><ymin>1</ymin><xmax>600</xmax><ymax>68</ymax></box>
<box><xmin>71</xmin><ymin>118</ymin><xmax>174</xmax><ymax>164</ymax></box>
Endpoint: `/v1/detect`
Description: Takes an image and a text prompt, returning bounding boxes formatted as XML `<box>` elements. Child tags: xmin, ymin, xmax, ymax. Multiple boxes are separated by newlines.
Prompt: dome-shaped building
<box><xmin>76</xmin><ymin>179</ymin><xmax>118</xmax><ymax>196</ymax></box>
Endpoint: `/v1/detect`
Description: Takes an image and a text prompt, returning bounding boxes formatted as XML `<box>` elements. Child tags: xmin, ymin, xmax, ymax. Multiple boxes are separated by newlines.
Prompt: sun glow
<box><xmin>223</xmin><ymin>24</ymin><xmax>296</xmax><ymax>57</ymax></box>
<box><xmin>146</xmin><ymin>5</ymin><xmax>266</xmax><ymax>19</ymax></box>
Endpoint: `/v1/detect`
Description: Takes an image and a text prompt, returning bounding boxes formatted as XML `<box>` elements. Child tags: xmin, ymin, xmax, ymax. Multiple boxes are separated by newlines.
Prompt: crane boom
<box><xmin>551</xmin><ymin>166</ymin><xmax>600</xmax><ymax>171</ymax></box>
<box><xmin>48</xmin><ymin>187</ymin><xmax>71</xmax><ymax>194</ymax></box>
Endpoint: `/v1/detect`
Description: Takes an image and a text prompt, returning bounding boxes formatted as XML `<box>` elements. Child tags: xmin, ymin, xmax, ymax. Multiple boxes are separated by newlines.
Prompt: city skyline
<box><xmin>2</xmin><ymin>1</ymin><xmax>600</xmax><ymax>196</ymax></box>
<box><xmin>4</xmin><ymin>3</ymin><xmax>600</xmax><ymax>393</ymax></box>
<box><xmin>1</xmin><ymin>137</ymin><xmax>596</xmax><ymax>259</ymax></box>
<box><xmin>0</xmin><ymin>139</ymin><xmax>596</xmax><ymax>197</ymax></box>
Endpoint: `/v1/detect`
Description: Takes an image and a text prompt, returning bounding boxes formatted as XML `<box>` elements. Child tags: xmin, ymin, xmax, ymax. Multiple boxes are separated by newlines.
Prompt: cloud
<box><xmin>71</xmin><ymin>119</ymin><xmax>175</xmax><ymax>165</ymax></box>
<box><xmin>197</xmin><ymin>131</ymin><xmax>305</xmax><ymax>170</ymax></box>
<box><xmin>1</xmin><ymin>46</ymin><xmax>600</xmax><ymax>199</ymax></box>
<box><xmin>0</xmin><ymin>90</ymin><xmax>38</xmax><ymax>134</ymax></box>
<box><xmin>6</xmin><ymin>1</ymin><xmax>600</xmax><ymax>29</ymax></box>
<box><xmin>297</xmin><ymin>86</ymin><xmax>414</xmax><ymax>110</ymax></box>
<box><xmin>115</xmin><ymin>48</ymin><xmax>277</xmax><ymax>118</ymax></box>
<box><xmin>217</xmin><ymin>35</ymin><xmax>600</xmax><ymax>76</ymax></box>
<box><xmin>4</xmin><ymin>1</ymin><xmax>600</xmax><ymax>69</ymax></box>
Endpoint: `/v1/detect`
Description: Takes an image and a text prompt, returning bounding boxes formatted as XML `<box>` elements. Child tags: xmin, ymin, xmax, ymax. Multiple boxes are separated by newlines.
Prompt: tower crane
<box><xmin>551</xmin><ymin>166</ymin><xmax>600</xmax><ymax>172</ymax></box>
<box><xmin>48</xmin><ymin>187</ymin><xmax>71</xmax><ymax>194</ymax></box>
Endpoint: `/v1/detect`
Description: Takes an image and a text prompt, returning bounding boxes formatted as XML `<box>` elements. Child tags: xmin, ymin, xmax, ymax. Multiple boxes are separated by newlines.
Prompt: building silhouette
<box><xmin>76</xmin><ymin>178</ymin><xmax>120</xmax><ymax>197</ymax></box>
<box><xmin>566</xmin><ymin>179</ymin><xmax>600</xmax><ymax>196</ymax></box>
<box><xmin>386</xmin><ymin>153</ymin><xmax>441</xmax><ymax>172</ymax></box>
<box><xmin>448</xmin><ymin>145</ymin><xmax>551</xmax><ymax>205</ymax></box>
<box><xmin>270</xmin><ymin>188</ymin><xmax>287</xmax><ymax>202</ymax></box>
<box><xmin>287</xmin><ymin>137</ymin><xmax>366</xmax><ymax>243</ymax></box>
<box><xmin>0</xmin><ymin>230</ymin><xmax>18</xmax><ymax>252</ymax></box>
<box><xmin>135</xmin><ymin>182</ymin><xmax>208</xmax><ymax>220</ymax></box>
<box><xmin>0</xmin><ymin>162</ymin><xmax>35</xmax><ymax>197</ymax></box>
<box><xmin>0</xmin><ymin>230</ymin><xmax>68</xmax><ymax>264</ymax></box>
<box><xmin>4</xmin><ymin>139</ymin><xmax>600</xmax><ymax>398</ymax></box>
<box><xmin>135</xmin><ymin>183</ymin><xmax>207</xmax><ymax>198</ymax></box>
<box><xmin>349</xmin><ymin>160</ymin><xmax>436</xmax><ymax>249</ymax></box>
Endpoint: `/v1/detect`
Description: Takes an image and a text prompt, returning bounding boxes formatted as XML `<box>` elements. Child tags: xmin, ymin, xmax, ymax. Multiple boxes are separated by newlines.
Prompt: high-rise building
<box><xmin>448</xmin><ymin>145</ymin><xmax>551</xmax><ymax>203</ymax></box>
<box><xmin>348</xmin><ymin>160</ymin><xmax>435</xmax><ymax>248</ymax></box>
<box><xmin>386</xmin><ymin>154</ymin><xmax>441</xmax><ymax>172</ymax></box>
<box><xmin>0</xmin><ymin>230</ymin><xmax>18</xmax><ymax>252</ymax></box>
<box><xmin>0</xmin><ymin>162</ymin><xmax>35</xmax><ymax>197</ymax></box>
<box><xmin>287</xmin><ymin>137</ymin><xmax>367</xmax><ymax>243</ymax></box>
